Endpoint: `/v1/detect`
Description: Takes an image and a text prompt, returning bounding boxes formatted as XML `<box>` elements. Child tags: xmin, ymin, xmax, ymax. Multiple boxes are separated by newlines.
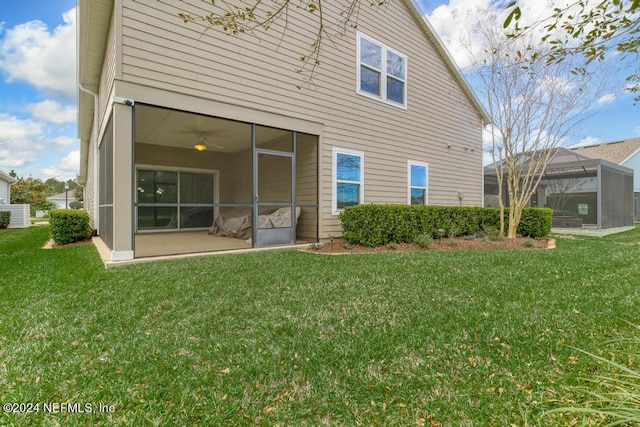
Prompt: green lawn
<box><xmin>1</xmin><ymin>226</ymin><xmax>639</xmax><ymax>426</ymax></box>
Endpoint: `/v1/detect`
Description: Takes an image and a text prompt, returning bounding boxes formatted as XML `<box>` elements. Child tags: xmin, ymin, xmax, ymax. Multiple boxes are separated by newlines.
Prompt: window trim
<box><xmin>356</xmin><ymin>31</ymin><xmax>408</xmax><ymax>109</ymax></box>
<box><xmin>332</xmin><ymin>148</ymin><xmax>365</xmax><ymax>215</ymax></box>
<box><xmin>407</xmin><ymin>161</ymin><xmax>428</xmax><ymax>205</ymax></box>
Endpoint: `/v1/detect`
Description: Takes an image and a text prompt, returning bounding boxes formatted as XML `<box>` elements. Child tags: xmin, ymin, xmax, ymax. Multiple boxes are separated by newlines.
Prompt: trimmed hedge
<box><xmin>515</xmin><ymin>207</ymin><xmax>553</xmax><ymax>238</ymax></box>
<box><xmin>0</xmin><ymin>211</ymin><xmax>10</xmax><ymax>228</ymax></box>
<box><xmin>49</xmin><ymin>209</ymin><xmax>91</xmax><ymax>245</ymax></box>
<box><xmin>339</xmin><ymin>205</ymin><xmax>552</xmax><ymax>247</ymax></box>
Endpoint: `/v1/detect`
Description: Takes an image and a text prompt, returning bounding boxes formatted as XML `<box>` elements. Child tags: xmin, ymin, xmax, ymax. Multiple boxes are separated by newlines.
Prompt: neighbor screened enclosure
<box><xmin>130</xmin><ymin>104</ymin><xmax>319</xmax><ymax>257</ymax></box>
<box><xmin>484</xmin><ymin>148</ymin><xmax>634</xmax><ymax>230</ymax></box>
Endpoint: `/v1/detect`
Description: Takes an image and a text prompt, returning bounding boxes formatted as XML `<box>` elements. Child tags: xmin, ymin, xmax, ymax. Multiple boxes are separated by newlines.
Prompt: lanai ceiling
<box><xmin>135</xmin><ymin>104</ymin><xmax>292</xmax><ymax>153</ymax></box>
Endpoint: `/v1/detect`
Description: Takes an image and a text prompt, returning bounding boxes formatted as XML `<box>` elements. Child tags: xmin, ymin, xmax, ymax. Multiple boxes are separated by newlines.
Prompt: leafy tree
<box><xmin>45</xmin><ymin>178</ymin><xmax>66</xmax><ymax>195</ymax></box>
<box><xmin>10</xmin><ymin>176</ymin><xmax>55</xmax><ymax>216</ymax></box>
<box><xmin>505</xmin><ymin>0</ymin><xmax>640</xmax><ymax>101</ymax></box>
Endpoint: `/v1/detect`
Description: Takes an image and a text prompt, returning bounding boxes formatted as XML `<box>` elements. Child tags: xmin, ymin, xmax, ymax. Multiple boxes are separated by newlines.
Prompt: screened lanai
<box><xmin>130</xmin><ymin>104</ymin><xmax>319</xmax><ymax>257</ymax></box>
<box><xmin>484</xmin><ymin>148</ymin><xmax>634</xmax><ymax>230</ymax></box>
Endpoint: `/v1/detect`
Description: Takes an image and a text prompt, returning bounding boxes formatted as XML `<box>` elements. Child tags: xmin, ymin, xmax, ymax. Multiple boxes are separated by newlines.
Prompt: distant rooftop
<box><xmin>573</xmin><ymin>137</ymin><xmax>640</xmax><ymax>165</ymax></box>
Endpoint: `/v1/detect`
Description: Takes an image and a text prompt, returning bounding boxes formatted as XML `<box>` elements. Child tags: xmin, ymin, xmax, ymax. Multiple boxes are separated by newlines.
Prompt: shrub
<box><xmin>514</xmin><ymin>208</ymin><xmax>553</xmax><ymax>237</ymax></box>
<box><xmin>521</xmin><ymin>238</ymin><xmax>535</xmax><ymax>248</ymax></box>
<box><xmin>338</xmin><ymin>204</ymin><xmax>551</xmax><ymax>246</ymax></box>
<box><xmin>49</xmin><ymin>209</ymin><xmax>90</xmax><ymax>245</ymax></box>
<box><xmin>482</xmin><ymin>224</ymin><xmax>503</xmax><ymax>241</ymax></box>
<box><xmin>0</xmin><ymin>211</ymin><xmax>10</xmax><ymax>228</ymax></box>
<box><xmin>413</xmin><ymin>233</ymin><xmax>433</xmax><ymax>249</ymax></box>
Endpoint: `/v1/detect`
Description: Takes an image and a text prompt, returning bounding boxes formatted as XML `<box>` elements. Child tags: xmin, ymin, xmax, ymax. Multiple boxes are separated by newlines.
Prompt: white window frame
<box><xmin>356</xmin><ymin>31</ymin><xmax>408</xmax><ymax>109</ymax></box>
<box><xmin>407</xmin><ymin>161</ymin><xmax>428</xmax><ymax>205</ymax></box>
<box><xmin>332</xmin><ymin>148</ymin><xmax>365</xmax><ymax>215</ymax></box>
<box><xmin>135</xmin><ymin>164</ymin><xmax>220</xmax><ymax>232</ymax></box>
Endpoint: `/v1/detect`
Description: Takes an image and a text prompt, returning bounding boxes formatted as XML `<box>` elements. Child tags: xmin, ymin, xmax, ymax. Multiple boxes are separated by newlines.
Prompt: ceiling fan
<box><xmin>193</xmin><ymin>131</ymin><xmax>224</xmax><ymax>151</ymax></box>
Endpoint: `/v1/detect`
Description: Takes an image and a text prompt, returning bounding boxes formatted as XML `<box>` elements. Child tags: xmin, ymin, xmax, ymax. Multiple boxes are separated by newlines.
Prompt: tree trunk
<box><xmin>508</xmin><ymin>202</ymin><xmax>523</xmax><ymax>238</ymax></box>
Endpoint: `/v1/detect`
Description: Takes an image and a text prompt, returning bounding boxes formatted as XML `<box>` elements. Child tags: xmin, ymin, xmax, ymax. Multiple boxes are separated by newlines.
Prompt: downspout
<box><xmin>481</xmin><ymin>117</ymin><xmax>485</xmax><ymax>208</ymax></box>
<box><xmin>78</xmin><ymin>84</ymin><xmax>100</xmax><ymax>232</ymax></box>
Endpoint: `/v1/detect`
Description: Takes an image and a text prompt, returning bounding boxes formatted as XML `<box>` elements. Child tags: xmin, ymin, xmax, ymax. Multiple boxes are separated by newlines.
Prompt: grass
<box><xmin>1</xmin><ymin>226</ymin><xmax>640</xmax><ymax>426</ymax></box>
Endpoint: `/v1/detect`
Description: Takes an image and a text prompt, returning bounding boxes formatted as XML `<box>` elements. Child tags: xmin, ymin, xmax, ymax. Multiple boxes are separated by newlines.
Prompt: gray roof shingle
<box><xmin>573</xmin><ymin>137</ymin><xmax>640</xmax><ymax>165</ymax></box>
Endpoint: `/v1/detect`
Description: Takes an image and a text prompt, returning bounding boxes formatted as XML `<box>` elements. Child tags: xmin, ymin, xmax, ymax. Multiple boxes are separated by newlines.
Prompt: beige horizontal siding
<box><xmin>98</xmin><ymin>11</ymin><xmax>117</xmax><ymax>128</ymax></box>
<box><xmin>118</xmin><ymin>0</ymin><xmax>484</xmax><ymax>238</ymax></box>
<box><xmin>85</xmin><ymin>138</ymin><xmax>96</xmax><ymax>229</ymax></box>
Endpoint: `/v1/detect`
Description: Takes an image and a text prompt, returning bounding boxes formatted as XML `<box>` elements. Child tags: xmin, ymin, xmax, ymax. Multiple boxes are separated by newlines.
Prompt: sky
<box><xmin>0</xmin><ymin>0</ymin><xmax>637</xmax><ymax>181</ymax></box>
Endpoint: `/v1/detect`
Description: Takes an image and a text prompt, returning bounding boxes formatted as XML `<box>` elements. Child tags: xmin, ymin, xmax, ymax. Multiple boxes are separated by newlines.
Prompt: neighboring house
<box><xmin>78</xmin><ymin>0</ymin><xmax>490</xmax><ymax>261</ymax></box>
<box><xmin>573</xmin><ymin>137</ymin><xmax>640</xmax><ymax>220</ymax></box>
<box><xmin>47</xmin><ymin>192</ymin><xmax>77</xmax><ymax>210</ymax></box>
<box><xmin>0</xmin><ymin>170</ymin><xmax>15</xmax><ymax>205</ymax></box>
<box><xmin>0</xmin><ymin>170</ymin><xmax>30</xmax><ymax>228</ymax></box>
<box><xmin>484</xmin><ymin>147</ymin><xmax>634</xmax><ymax>230</ymax></box>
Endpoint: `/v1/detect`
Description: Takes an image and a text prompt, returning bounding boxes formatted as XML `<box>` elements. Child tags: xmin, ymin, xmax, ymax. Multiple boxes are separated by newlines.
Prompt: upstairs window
<box><xmin>357</xmin><ymin>32</ymin><xmax>407</xmax><ymax>108</ymax></box>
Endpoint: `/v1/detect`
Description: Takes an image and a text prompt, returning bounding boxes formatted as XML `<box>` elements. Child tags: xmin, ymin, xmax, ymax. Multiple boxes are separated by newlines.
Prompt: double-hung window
<box><xmin>408</xmin><ymin>161</ymin><xmax>428</xmax><ymax>205</ymax></box>
<box><xmin>333</xmin><ymin>148</ymin><xmax>364</xmax><ymax>214</ymax></box>
<box><xmin>357</xmin><ymin>32</ymin><xmax>407</xmax><ymax>108</ymax></box>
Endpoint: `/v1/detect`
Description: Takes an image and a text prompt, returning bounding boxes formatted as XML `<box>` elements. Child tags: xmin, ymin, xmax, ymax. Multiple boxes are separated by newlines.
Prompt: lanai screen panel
<box><xmin>601</xmin><ymin>165</ymin><xmax>634</xmax><ymax>228</ymax></box>
<box><xmin>98</xmin><ymin>118</ymin><xmax>114</xmax><ymax>249</ymax></box>
<box><xmin>296</xmin><ymin>132</ymin><xmax>319</xmax><ymax>242</ymax></box>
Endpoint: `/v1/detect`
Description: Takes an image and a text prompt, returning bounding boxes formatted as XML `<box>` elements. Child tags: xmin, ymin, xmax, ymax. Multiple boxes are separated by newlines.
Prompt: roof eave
<box><xmin>0</xmin><ymin>171</ymin><xmax>17</xmax><ymax>184</ymax></box>
<box><xmin>77</xmin><ymin>0</ymin><xmax>113</xmax><ymax>184</ymax></box>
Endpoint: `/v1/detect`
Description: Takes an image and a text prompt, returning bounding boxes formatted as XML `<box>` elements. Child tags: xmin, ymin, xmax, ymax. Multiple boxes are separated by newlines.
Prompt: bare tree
<box><xmin>545</xmin><ymin>177</ymin><xmax>582</xmax><ymax>214</ymax></box>
<box><xmin>165</xmin><ymin>0</ymin><xmax>387</xmax><ymax>87</ymax></box>
<box><xmin>466</xmin><ymin>15</ymin><xmax>611</xmax><ymax>237</ymax></box>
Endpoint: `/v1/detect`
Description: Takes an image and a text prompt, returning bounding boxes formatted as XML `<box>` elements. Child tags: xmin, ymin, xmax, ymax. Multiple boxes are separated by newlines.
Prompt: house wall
<box><xmin>0</xmin><ymin>179</ymin><xmax>9</xmax><ymax>204</ymax></box>
<box><xmin>115</xmin><ymin>0</ymin><xmax>484</xmax><ymax>238</ymax></box>
<box><xmin>85</xmin><ymin>135</ymin><xmax>97</xmax><ymax>229</ymax></box>
<box><xmin>84</xmin><ymin>6</ymin><xmax>118</xmax><ymax>231</ymax></box>
<box><xmin>99</xmin><ymin>11</ymin><xmax>118</xmax><ymax>130</ymax></box>
<box><xmin>622</xmin><ymin>149</ymin><xmax>640</xmax><ymax>193</ymax></box>
<box><xmin>111</xmin><ymin>102</ymin><xmax>134</xmax><ymax>260</ymax></box>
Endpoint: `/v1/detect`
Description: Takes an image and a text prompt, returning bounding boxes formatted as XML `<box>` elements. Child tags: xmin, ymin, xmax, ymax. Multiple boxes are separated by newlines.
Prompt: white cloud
<box><xmin>0</xmin><ymin>8</ymin><xmax>76</xmax><ymax>97</ymax></box>
<box><xmin>424</xmin><ymin>0</ymin><xmax>604</xmax><ymax>70</ymax></box>
<box><xmin>427</xmin><ymin>0</ymin><xmax>498</xmax><ymax>69</ymax></box>
<box><xmin>39</xmin><ymin>150</ymin><xmax>79</xmax><ymax>180</ymax></box>
<box><xmin>53</xmin><ymin>136</ymin><xmax>76</xmax><ymax>148</ymax></box>
<box><xmin>0</xmin><ymin>113</ymin><xmax>45</xmax><ymax>169</ymax></box>
<box><xmin>569</xmin><ymin>136</ymin><xmax>601</xmax><ymax>148</ymax></box>
<box><xmin>0</xmin><ymin>113</ymin><xmax>43</xmax><ymax>140</ymax></box>
<box><xmin>597</xmin><ymin>93</ymin><xmax>617</xmax><ymax>105</ymax></box>
<box><xmin>28</xmin><ymin>100</ymin><xmax>77</xmax><ymax>124</ymax></box>
<box><xmin>0</xmin><ymin>113</ymin><xmax>76</xmax><ymax>173</ymax></box>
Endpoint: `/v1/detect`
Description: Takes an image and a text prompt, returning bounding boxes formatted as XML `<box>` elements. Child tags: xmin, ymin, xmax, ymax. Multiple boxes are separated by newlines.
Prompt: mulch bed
<box><xmin>304</xmin><ymin>237</ymin><xmax>554</xmax><ymax>254</ymax></box>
